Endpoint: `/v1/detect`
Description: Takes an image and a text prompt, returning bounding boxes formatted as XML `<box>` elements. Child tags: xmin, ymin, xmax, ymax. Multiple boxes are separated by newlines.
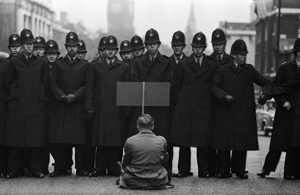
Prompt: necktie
<box><xmin>177</xmin><ymin>57</ymin><xmax>180</xmax><ymax>64</ymax></box>
<box><xmin>198</xmin><ymin>58</ymin><xmax>201</xmax><ymax>67</ymax></box>
<box><xmin>217</xmin><ymin>56</ymin><xmax>222</xmax><ymax>64</ymax></box>
<box><xmin>151</xmin><ymin>57</ymin><xmax>154</xmax><ymax>61</ymax></box>
<box><xmin>109</xmin><ymin>61</ymin><xmax>113</xmax><ymax>66</ymax></box>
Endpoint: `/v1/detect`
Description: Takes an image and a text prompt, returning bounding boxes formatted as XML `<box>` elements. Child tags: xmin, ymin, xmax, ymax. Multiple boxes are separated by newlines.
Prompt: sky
<box><xmin>51</xmin><ymin>0</ymin><xmax>254</xmax><ymax>46</ymax></box>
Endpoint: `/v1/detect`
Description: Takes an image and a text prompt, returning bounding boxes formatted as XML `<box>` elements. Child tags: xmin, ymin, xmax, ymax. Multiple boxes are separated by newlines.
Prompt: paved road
<box><xmin>1</xmin><ymin>133</ymin><xmax>299</xmax><ymax>195</ymax></box>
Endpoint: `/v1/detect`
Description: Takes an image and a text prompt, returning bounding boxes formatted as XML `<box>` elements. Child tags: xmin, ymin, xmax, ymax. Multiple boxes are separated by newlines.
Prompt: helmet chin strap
<box><xmin>236</xmin><ymin>54</ymin><xmax>245</xmax><ymax>65</ymax></box>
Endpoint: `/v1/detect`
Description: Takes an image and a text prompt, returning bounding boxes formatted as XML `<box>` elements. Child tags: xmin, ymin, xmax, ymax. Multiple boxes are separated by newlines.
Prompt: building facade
<box><xmin>254</xmin><ymin>0</ymin><xmax>300</xmax><ymax>77</ymax></box>
<box><xmin>0</xmin><ymin>0</ymin><xmax>54</xmax><ymax>52</ymax></box>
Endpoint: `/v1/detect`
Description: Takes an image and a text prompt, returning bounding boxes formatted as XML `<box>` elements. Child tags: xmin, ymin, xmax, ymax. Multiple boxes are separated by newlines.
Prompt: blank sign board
<box><xmin>116</xmin><ymin>82</ymin><xmax>170</xmax><ymax>106</ymax></box>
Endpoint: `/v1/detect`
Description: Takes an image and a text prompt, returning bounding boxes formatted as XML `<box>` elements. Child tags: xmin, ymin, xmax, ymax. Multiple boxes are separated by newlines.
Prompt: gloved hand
<box><xmin>257</xmin><ymin>94</ymin><xmax>268</xmax><ymax>105</ymax></box>
<box><xmin>222</xmin><ymin>95</ymin><xmax>236</xmax><ymax>104</ymax></box>
<box><xmin>283</xmin><ymin>101</ymin><xmax>291</xmax><ymax>110</ymax></box>
<box><xmin>65</xmin><ymin>94</ymin><xmax>77</xmax><ymax>104</ymax></box>
<box><xmin>84</xmin><ymin>110</ymin><xmax>94</xmax><ymax>121</ymax></box>
<box><xmin>60</xmin><ymin>95</ymin><xmax>67</xmax><ymax>101</ymax></box>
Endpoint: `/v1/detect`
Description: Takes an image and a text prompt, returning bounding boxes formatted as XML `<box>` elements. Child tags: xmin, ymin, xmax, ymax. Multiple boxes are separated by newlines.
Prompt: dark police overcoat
<box><xmin>5</xmin><ymin>54</ymin><xmax>48</xmax><ymax>147</ymax></box>
<box><xmin>49</xmin><ymin>56</ymin><xmax>88</xmax><ymax>144</ymax></box>
<box><xmin>273</xmin><ymin>66</ymin><xmax>300</xmax><ymax>148</ymax></box>
<box><xmin>0</xmin><ymin>58</ymin><xmax>9</xmax><ymax>145</ymax></box>
<box><xmin>210</xmin><ymin>61</ymin><xmax>271</xmax><ymax>150</ymax></box>
<box><xmin>85</xmin><ymin>58</ymin><xmax>130</xmax><ymax>146</ymax></box>
<box><xmin>169</xmin><ymin>55</ymin><xmax>216</xmax><ymax>147</ymax></box>
<box><xmin>270</xmin><ymin>60</ymin><xmax>297</xmax><ymax>151</ymax></box>
<box><xmin>128</xmin><ymin>52</ymin><xmax>172</xmax><ymax>139</ymax></box>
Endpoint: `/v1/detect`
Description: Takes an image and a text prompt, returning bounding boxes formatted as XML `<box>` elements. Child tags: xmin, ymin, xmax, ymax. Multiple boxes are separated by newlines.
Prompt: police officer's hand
<box><xmin>60</xmin><ymin>95</ymin><xmax>67</xmax><ymax>101</ymax></box>
<box><xmin>257</xmin><ymin>94</ymin><xmax>268</xmax><ymax>105</ymax></box>
<box><xmin>65</xmin><ymin>94</ymin><xmax>77</xmax><ymax>104</ymax></box>
<box><xmin>283</xmin><ymin>101</ymin><xmax>291</xmax><ymax>110</ymax></box>
<box><xmin>84</xmin><ymin>110</ymin><xmax>94</xmax><ymax>121</ymax></box>
<box><xmin>223</xmin><ymin>95</ymin><xmax>236</xmax><ymax>104</ymax></box>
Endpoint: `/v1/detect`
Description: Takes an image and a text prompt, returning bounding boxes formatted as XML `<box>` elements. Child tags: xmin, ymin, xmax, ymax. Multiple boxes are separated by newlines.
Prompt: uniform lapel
<box><xmin>196</xmin><ymin>57</ymin><xmax>210</xmax><ymax>78</ymax></box>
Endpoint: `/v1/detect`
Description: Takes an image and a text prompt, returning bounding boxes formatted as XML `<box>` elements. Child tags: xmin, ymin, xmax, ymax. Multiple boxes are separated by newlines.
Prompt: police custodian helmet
<box><xmin>8</xmin><ymin>33</ymin><xmax>21</xmax><ymax>47</ymax></box>
<box><xmin>98</xmin><ymin>37</ymin><xmax>107</xmax><ymax>50</ymax></box>
<box><xmin>292</xmin><ymin>37</ymin><xmax>300</xmax><ymax>52</ymax></box>
<box><xmin>44</xmin><ymin>39</ymin><xmax>60</xmax><ymax>54</ymax></box>
<box><xmin>20</xmin><ymin>29</ymin><xmax>35</xmax><ymax>44</ymax></box>
<box><xmin>34</xmin><ymin>36</ymin><xmax>46</xmax><ymax>48</ymax></box>
<box><xmin>230</xmin><ymin>39</ymin><xmax>248</xmax><ymax>55</ymax></box>
<box><xmin>144</xmin><ymin>28</ymin><xmax>161</xmax><ymax>45</ymax></box>
<box><xmin>211</xmin><ymin>28</ymin><xmax>226</xmax><ymax>44</ymax></box>
<box><xmin>120</xmin><ymin>40</ymin><xmax>131</xmax><ymax>53</ymax></box>
<box><xmin>65</xmin><ymin>31</ymin><xmax>79</xmax><ymax>46</ymax></box>
<box><xmin>78</xmin><ymin>39</ymin><xmax>87</xmax><ymax>53</ymax></box>
<box><xmin>131</xmin><ymin>35</ymin><xmax>144</xmax><ymax>50</ymax></box>
<box><xmin>171</xmin><ymin>30</ymin><xmax>185</xmax><ymax>46</ymax></box>
<box><xmin>105</xmin><ymin>35</ymin><xmax>118</xmax><ymax>49</ymax></box>
<box><xmin>191</xmin><ymin>32</ymin><xmax>207</xmax><ymax>48</ymax></box>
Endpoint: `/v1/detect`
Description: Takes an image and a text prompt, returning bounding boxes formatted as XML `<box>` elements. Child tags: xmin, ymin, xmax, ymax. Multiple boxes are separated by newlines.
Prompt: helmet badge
<box><xmin>175</xmin><ymin>32</ymin><xmax>180</xmax><ymax>39</ymax></box>
<box><xmin>215</xmin><ymin>32</ymin><xmax>221</xmax><ymax>38</ymax></box>
<box><xmin>69</xmin><ymin>33</ymin><xmax>74</xmax><ymax>39</ymax></box>
<box><xmin>37</xmin><ymin>38</ymin><xmax>41</xmax><ymax>43</ymax></box>
<box><xmin>134</xmin><ymin>38</ymin><xmax>138</xmax><ymax>44</ymax></box>
<box><xmin>12</xmin><ymin>35</ymin><xmax>17</xmax><ymax>41</ymax></box>
<box><xmin>124</xmin><ymin>42</ymin><xmax>128</xmax><ymax>47</ymax></box>
<box><xmin>49</xmin><ymin>42</ymin><xmax>54</xmax><ymax>47</ymax></box>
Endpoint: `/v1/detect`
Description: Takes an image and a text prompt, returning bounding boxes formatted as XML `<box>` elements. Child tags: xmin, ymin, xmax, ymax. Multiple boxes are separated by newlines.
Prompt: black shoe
<box><xmin>89</xmin><ymin>170</ymin><xmax>106</xmax><ymax>177</ymax></box>
<box><xmin>257</xmin><ymin>170</ymin><xmax>270</xmax><ymax>178</ymax></box>
<box><xmin>19</xmin><ymin>168</ymin><xmax>30</xmax><ymax>176</ymax></box>
<box><xmin>5</xmin><ymin>172</ymin><xmax>18</xmax><ymax>179</ymax></box>
<box><xmin>65</xmin><ymin>169</ymin><xmax>72</xmax><ymax>175</ymax></box>
<box><xmin>198</xmin><ymin>172</ymin><xmax>211</xmax><ymax>178</ymax></box>
<box><xmin>76</xmin><ymin>169</ymin><xmax>89</xmax><ymax>176</ymax></box>
<box><xmin>172</xmin><ymin>172</ymin><xmax>193</xmax><ymax>178</ymax></box>
<box><xmin>32</xmin><ymin>172</ymin><xmax>44</xmax><ymax>178</ymax></box>
<box><xmin>49</xmin><ymin>170</ymin><xmax>64</xmax><ymax>177</ymax></box>
<box><xmin>0</xmin><ymin>172</ymin><xmax>5</xmax><ymax>178</ymax></box>
<box><xmin>284</xmin><ymin>175</ymin><xmax>296</xmax><ymax>180</ymax></box>
<box><xmin>236</xmin><ymin>173</ymin><xmax>248</xmax><ymax>179</ymax></box>
<box><xmin>215</xmin><ymin>173</ymin><xmax>232</xmax><ymax>178</ymax></box>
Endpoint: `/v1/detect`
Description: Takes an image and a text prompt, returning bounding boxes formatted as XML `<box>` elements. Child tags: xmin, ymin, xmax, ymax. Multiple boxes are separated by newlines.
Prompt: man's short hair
<box><xmin>137</xmin><ymin>114</ymin><xmax>154</xmax><ymax>129</ymax></box>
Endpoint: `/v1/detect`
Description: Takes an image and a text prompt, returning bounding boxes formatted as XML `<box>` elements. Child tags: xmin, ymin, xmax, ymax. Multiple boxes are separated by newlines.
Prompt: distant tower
<box><xmin>185</xmin><ymin>1</ymin><xmax>197</xmax><ymax>56</ymax></box>
<box><xmin>107</xmin><ymin>0</ymin><xmax>135</xmax><ymax>41</ymax></box>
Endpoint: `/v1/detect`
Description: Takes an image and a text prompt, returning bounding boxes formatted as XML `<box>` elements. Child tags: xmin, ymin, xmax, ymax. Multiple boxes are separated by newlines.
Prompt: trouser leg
<box><xmin>231</xmin><ymin>150</ymin><xmax>247</xmax><ymax>175</ymax></box>
<box><xmin>66</xmin><ymin>145</ymin><xmax>73</xmax><ymax>171</ymax></box>
<box><xmin>85</xmin><ymin>146</ymin><xmax>96</xmax><ymax>172</ymax></box>
<box><xmin>207</xmin><ymin>149</ymin><xmax>218</xmax><ymax>175</ymax></box>
<box><xmin>0</xmin><ymin>145</ymin><xmax>9</xmax><ymax>173</ymax></box>
<box><xmin>95</xmin><ymin>146</ymin><xmax>107</xmax><ymax>173</ymax></box>
<box><xmin>29</xmin><ymin>147</ymin><xmax>42</xmax><ymax>173</ymax></box>
<box><xmin>51</xmin><ymin>144</ymin><xmax>67</xmax><ymax>171</ymax></box>
<box><xmin>41</xmin><ymin>146</ymin><xmax>50</xmax><ymax>174</ymax></box>
<box><xmin>217</xmin><ymin>150</ymin><xmax>231</xmax><ymax>174</ymax></box>
<box><xmin>178</xmin><ymin>146</ymin><xmax>191</xmax><ymax>175</ymax></box>
<box><xmin>166</xmin><ymin>142</ymin><xmax>173</xmax><ymax>173</ymax></box>
<box><xmin>7</xmin><ymin>147</ymin><xmax>22</xmax><ymax>174</ymax></box>
<box><xmin>262</xmin><ymin>150</ymin><xmax>281</xmax><ymax>172</ymax></box>
<box><xmin>107</xmin><ymin>146</ymin><xmax>123</xmax><ymax>174</ymax></box>
<box><xmin>74</xmin><ymin>145</ymin><xmax>85</xmax><ymax>170</ymax></box>
<box><xmin>284</xmin><ymin>147</ymin><xmax>297</xmax><ymax>176</ymax></box>
<box><xmin>197</xmin><ymin>146</ymin><xmax>210</xmax><ymax>175</ymax></box>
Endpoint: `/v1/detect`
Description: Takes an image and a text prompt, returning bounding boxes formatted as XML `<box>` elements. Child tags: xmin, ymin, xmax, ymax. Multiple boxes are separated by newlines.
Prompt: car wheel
<box><xmin>261</xmin><ymin>122</ymin><xmax>269</xmax><ymax>136</ymax></box>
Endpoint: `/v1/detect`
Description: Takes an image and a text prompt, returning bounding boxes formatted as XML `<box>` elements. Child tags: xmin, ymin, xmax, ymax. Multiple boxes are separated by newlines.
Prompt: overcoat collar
<box><xmin>188</xmin><ymin>54</ymin><xmax>211</xmax><ymax>79</ymax></box>
<box><xmin>228</xmin><ymin>61</ymin><xmax>248</xmax><ymax>74</ymax></box>
<box><xmin>102</xmin><ymin>57</ymin><xmax>121</xmax><ymax>71</ymax></box>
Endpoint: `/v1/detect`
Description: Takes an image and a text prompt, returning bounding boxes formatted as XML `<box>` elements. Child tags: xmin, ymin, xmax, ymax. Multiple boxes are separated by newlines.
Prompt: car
<box><xmin>256</xmin><ymin>99</ymin><xmax>276</xmax><ymax>136</ymax></box>
<box><xmin>0</xmin><ymin>51</ymin><xmax>9</xmax><ymax>58</ymax></box>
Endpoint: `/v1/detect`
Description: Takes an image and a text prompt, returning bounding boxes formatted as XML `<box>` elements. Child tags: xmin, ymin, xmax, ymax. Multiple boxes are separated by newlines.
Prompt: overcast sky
<box><xmin>52</xmin><ymin>0</ymin><xmax>254</xmax><ymax>46</ymax></box>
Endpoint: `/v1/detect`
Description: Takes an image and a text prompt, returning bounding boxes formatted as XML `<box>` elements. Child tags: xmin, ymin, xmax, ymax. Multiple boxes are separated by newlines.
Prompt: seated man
<box><xmin>118</xmin><ymin>114</ymin><xmax>173</xmax><ymax>190</ymax></box>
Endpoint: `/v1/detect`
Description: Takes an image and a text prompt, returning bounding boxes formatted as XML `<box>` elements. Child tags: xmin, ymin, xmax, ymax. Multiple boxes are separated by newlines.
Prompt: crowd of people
<box><xmin>0</xmin><ymin>26</ymin><xmax>300</xmax><ymax>189</ymax></box>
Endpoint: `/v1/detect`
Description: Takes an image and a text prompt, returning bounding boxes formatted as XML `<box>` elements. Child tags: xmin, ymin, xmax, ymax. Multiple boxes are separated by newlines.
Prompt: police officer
<box><xmin>131</xmin><ymin>35</ymin><xmax>145</xmax><ymax>58</ymax></box>
<box><xmin>33</xmin><ymin>36</ymin><xmax>46</xmax><ymax>57</ymax></box>
<box><xmin>7</xmin><ymin>33</ymin><xmax>22</xmax><ymax>59</ymax></box>
<box><xmin>128</xmin><ymin>28</ymin><xmax>172</xmax><ymax>144</ymax></box>
<box><xmin>0</xmin><ymin>49</ymin><xmax>9</xmax><ymax>178</ymax></box>
<box><xmin>77</xmin><ymin>39</ymin><xmax>87</xmax><ymax>60</ymax></box>
<box><xmin>86</xmin><ymin>35</ymin><xmax>130</xmax><ymax>177</ymax></box>
<box><xmin>119</xmin><ymin>40</ymin><xmax>133</xmax><ymax>63</ymax></box>
<box><xmin>42</xmin><ymin>39</ymin><xmax>60</xmax><ymax>176</ymax></box>
<box><xmin>49</xmin><ymin>31</ymin><xmax>89</xmax><ymax>177</ymax></box>
<box><xmin>207</xmin><ymin>28</ymin><xmax>233</xmax><ymax>176</ymax></box>
<box><xmin>208</xmin><ymin>28</ymin><xmax>233</xmax><ymax>68</ymax></box>
<box><xmin>170</xmin><ymin>32</ymin><xmax>216</xmax><ymax>178</ymax></box>
<box><xmin>210</xmin><ymin>39</ymin><xmax>271</xmax><ymax>179</ymax></box>
<box><xmin>93</xmin><ymin>37</ymin><xmax>107</xmax><ymax>62</ymax></box>
<box><xmin>5</xmin><ymin>29</ymin><xmax>48</xmax><ymax>179</ymax></box>
<box><xmin>168</xmin><ymin>30</ymin><xmax>188</xmax><ymax>175</ymax></box>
